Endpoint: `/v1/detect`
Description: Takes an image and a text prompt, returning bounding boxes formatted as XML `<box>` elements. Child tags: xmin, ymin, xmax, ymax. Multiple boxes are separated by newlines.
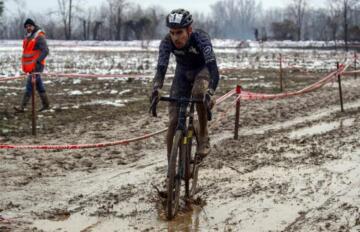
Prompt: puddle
<box><xmin>212</xmin><ymin>98</ymin><xmax>360</xmax><ymax>143</ymax></box>
<box><xmin>69</xmin><ymin>90</ymin><xmax>83</xmax><ymax>96</ymax></box>
<box><xmin>95</xmin><ymin>205</ymin><xmax>205</xmax><ymax>231</ymax></box>
<box><xmin>119</xmin><ymin>89</ymin><xmax>131</xmax><ymax>95</ymax></box>
<box><xmin>1</xmin><ymin>129</ymin><xmax>10</xmax><ymax>134</ymax></box>
<box><xmin>283</xmin><ymin>152</ymin><xmax>305</xmax><ymax>159</ymax></box>
<box><xmin>289</xmin><ymin>118</ymin><xmax>355</xmax><ymax>138</ymax></box>
<box><xmin>244</xmin><ymin>82</ymin><xmax>273</xmax><ymax>88</ymax></box>
<box><xmin>33</xmin><ymin>213</ymin><xmax>98</xmax><ymax>232</ymax></box>
<box><xmin>33</xmin><ymin>205</ymin><xmax>204</xmax><ymax>232</ymax></box>
<box><xmin>0</xmin><ymin>86</ymin><xmax>23</xmax><ymax>90</ymax></box>
<box><xmin>73</xmin><ymin>79</ymin><xmax>81</xmax><ymax>84</ymax></box>
<box><xmin>243</xmin><ymin>98</ymin><xmax>360</xmax><ymax>136</ymax></box>
<box><xmin>166</xmin><ymin>206</ymin><xmax>203</xmax><ymax>231</ymax></box>
<box><xmin>56</xmin><ymin>98</ymin><xmax>142</xmax><ymax>110</ymax></box>
<box><xmin>83</xmin><ymin>100</ymin><xmax>127</xmax><ymax>107</ymax></box>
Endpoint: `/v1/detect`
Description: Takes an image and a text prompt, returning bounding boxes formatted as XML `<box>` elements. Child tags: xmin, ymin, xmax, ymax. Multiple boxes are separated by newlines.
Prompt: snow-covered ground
<box><xmin>0</xmin><ymin>39</ymin><xmax>356</xmax><ymax>49</ymax></box>
<box><xmin>0</xmin><ymin>40</ymin><xmax>356</xmax><ymax>78</ymax></box>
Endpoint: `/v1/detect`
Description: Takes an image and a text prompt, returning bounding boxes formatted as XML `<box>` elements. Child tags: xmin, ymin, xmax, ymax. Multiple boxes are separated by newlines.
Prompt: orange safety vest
<box><xmin>22</xmin><ymin>30</ymin><xmax>46</xmax><ymax>73</ymax></box>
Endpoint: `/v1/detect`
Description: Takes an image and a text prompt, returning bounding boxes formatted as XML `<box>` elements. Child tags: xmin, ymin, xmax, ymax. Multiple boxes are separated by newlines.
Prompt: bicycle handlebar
<box><xmin>159</xmin><ymin>96</ymin><xmax>204</xmax><ymax>104</ymax></box>
<box><xmin>150</xmin><ymin>95</ymin><xmax>212</xmax><ymax>121</ymax></box>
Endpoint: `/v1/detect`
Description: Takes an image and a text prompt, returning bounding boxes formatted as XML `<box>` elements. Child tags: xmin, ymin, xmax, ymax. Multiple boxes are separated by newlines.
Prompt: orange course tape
<box><xmin>0</xmin><ymin>89</ymin><xmax>236</xmax><ymax>150</ymax></box>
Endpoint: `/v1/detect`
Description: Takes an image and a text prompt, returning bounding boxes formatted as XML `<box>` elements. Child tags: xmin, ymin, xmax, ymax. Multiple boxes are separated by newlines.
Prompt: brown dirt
<box><xmin>1</xmin><ymin>68</ymin><xmax>360</xmax><ymax>231</ymax></box>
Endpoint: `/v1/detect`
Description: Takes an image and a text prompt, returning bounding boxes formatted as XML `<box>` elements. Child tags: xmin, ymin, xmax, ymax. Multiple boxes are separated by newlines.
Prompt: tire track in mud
<box><xmin>2</xmin><ymin>108</ymin><xmax>359</xmax><ymax>231</ymax></box>
<box><xmin>2</xmin><ymin>76</ymin><xmax>360</xmax><ymax>231</ymax></box>
<box><xmin>70</xmin><ymin>95</ymin><xmax>357</xmax><ymax>229</ymax></box>
<box><xmin>7</xmin><ymin>149</ymin><xmax>167</xmax><ymax>231</ymax></box>
<box><xmin>282</xmin><ymin>162</ymin><xmax>360</xmax><ymax>232</ymax></box>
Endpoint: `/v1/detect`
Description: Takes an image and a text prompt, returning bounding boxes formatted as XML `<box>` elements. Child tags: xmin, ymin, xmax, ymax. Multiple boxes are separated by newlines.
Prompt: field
<box><xmin>1</xmin><ymin>41</ymin><xmax>360</xmax><ymax>231</ymax></box>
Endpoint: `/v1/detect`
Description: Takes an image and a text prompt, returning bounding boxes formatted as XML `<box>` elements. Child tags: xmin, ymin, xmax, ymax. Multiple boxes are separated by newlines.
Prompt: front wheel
<box><xmin>166</xmin><ymin>130</ymin><xmax>183</xmax><ymax>220</ymax></box>
<box><xmin>185</xmin><ymin>121</ymin><xmax>200</xmax><ymax>198</ymax></box>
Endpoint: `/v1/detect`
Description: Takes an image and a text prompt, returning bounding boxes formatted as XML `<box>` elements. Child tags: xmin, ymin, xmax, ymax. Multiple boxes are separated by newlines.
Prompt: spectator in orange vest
<box><xmin>14</xmin><ymin>18</ymin><xmax>50</xmax><ymax>112</ymax></box>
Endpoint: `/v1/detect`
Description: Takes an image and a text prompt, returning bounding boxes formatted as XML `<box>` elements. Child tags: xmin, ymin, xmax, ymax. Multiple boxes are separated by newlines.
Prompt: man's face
<box><xmin>25</xmin><ymin>24</ymin><xmax>35</xmax><ymax>34</ymax></box>
<box><xmin>169</xmin><ymin>27</ymin><xmax>192</xmax><ymax>49</ymax></box>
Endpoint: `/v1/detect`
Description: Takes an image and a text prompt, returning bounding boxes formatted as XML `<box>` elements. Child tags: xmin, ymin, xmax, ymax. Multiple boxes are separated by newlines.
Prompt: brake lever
<box><xmin>152</xmin><ymin>98</ymin><xmax>158</xmax><ymax>117</ymax></box>
<box><xmin>149</xmin><ymin>97</ymin><xmax>158</xmax><ymax>117</ymax></box>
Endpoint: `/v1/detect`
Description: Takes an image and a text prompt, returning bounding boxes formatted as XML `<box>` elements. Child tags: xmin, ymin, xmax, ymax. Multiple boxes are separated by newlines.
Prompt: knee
<box><xmin>192</xmin><ymin>80</ymin><xmax>208</xmax><ymax>99</ymax></box>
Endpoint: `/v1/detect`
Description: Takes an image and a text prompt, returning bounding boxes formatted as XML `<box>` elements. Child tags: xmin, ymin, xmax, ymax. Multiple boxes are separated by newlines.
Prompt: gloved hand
<box><xmin>150</xmin><ymin>88</ymin><xmax>159</xmax><ymax>105</ymax></box>
<box><xmin>35</xmin><ymin>60</ymin><xmax>44</xmax><ymax>72</ymax></box>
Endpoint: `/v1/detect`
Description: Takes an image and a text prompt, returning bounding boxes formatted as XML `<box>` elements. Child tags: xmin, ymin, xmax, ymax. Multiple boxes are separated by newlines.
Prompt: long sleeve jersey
<box><xmin>153</xmin><ymin>29</ymin><xmax>220</xmax><ymax>91</ymax></box>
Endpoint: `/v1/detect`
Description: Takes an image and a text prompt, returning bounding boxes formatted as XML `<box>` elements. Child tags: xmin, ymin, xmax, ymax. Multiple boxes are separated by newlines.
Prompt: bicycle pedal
<box><xmin>194</xmin><ymin>154</ymin><xmax>205</xmax><ymax>164</ymax></box>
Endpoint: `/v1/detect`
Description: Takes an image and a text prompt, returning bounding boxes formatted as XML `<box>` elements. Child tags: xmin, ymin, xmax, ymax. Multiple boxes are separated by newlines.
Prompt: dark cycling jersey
<box><xmin>154</xmin><ymin>29</ymin><xmax>220</xmax><ymax>91</ymax></box>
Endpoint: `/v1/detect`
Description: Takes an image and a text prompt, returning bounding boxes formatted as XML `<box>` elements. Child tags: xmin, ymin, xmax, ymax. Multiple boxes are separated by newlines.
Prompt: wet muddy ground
<box><xmin>1</xmin><ymin>66</ymin><xmax>360</xmax><ymax>231</ymax></box>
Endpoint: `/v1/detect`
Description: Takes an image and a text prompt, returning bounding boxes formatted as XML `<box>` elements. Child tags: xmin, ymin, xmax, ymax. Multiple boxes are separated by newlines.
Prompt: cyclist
<box><xmin>151</xmin><ymin>9</ymin><xmax>220</xmax><ymax>160</ymax></box>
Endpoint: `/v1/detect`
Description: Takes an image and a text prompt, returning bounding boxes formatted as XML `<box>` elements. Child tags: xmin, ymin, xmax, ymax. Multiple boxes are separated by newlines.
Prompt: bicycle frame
<box><xmin>161</xmin><ymin>97</ymin><xmax>202</xmax><ymax>198</ymax></box>
<box><xmin>150</xmin><ymin>95</ymin><xmax>207</xmax><ymax>218</ymax></box>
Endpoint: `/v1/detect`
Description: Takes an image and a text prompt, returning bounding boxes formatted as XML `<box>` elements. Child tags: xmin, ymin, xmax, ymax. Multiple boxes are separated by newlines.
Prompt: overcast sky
<box><xmin>6</xmin><ymin>0</ymin><xmax>327</xmax><ymax>15</ymax></box>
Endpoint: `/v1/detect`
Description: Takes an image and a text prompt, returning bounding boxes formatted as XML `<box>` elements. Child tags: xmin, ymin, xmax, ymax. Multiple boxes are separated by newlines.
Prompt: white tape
<box><xmin>168</xmin><ymin>13</ymin><xmax>183</xmax><ymax>24</ymax></box>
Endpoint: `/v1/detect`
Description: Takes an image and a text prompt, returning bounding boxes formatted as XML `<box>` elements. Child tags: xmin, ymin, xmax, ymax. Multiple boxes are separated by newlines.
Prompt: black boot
<box><xmin>38</xmin><ymin>92</ymin><xmax>50</xmax><ymax>112</ymax></box>
<box><xmin>14</xmin><ymin>93</ymin><xmax>31</xmax><ymax>113</ymax></box>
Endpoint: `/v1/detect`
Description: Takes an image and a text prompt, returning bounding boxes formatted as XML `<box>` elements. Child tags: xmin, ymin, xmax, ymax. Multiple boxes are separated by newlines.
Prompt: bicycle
<box><xmin>150</xmin><ymin>94</ymin><xmax>212</xmax><ymax>220</ymax></box>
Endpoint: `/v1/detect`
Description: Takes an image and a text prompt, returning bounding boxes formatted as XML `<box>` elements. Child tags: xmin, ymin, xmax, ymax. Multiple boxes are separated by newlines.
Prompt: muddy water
<box><xmin>31</xmin><ymin>147</ymin><xmax>360</xmax><ymax>231</ymax></box>
<box><xmin>2</xmin><ymin>69</ymin><xmax>360</xmax><ymax>231</ymax></box>
<box><xmin>31</xmin><ymin>148</ymin><xmax>208</xmax><ymax>231</ymax></box>
<box><xmin>289</xmin><ymin>118</ymin><xmax>355</xmax><ymax>138</ymax></box>
<box><xmin>35</xmin><ymin>206</ymin><xmax>206</xmax><ymax>232</ymax></box>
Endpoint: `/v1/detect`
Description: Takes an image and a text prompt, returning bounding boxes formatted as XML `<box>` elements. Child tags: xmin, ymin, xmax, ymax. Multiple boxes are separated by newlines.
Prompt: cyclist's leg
<box><xmin>167</xmin><ymin>66</ymin><xmax>192</xmax><ymax>160</ymax></box>
<box><xmin>192</xmin><ymin>68</ymin><xmax>211</xmax><ymax>156</ymax></box>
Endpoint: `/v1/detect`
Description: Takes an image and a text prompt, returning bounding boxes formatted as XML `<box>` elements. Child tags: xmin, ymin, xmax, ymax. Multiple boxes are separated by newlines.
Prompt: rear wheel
<box><xmin>166</xmin><ymin>130</ymin><xmax>183</xmax><ymax>220</ymax></box>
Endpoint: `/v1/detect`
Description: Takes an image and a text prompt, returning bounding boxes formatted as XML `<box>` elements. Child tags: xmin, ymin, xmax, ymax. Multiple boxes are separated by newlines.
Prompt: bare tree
<box><xmin>211</xmin><ymin>0</ymin><xmax>261</xmax><ymax>39</ymax></box>
<box><xmin>57</xmin><ymin>0</ymin><xmax>76</xmax><ymax>40</ymax></box>
<box><xmin>0</xmin><ymin>0</ymin><xmax>4</xmax><ymax>38</ymax></box>
<box><xmin>5</xmin><ymin>0</ymin><xmax>358</xmax><ymax>41</ymax></box>
<box><xmin>262</xmin><ymin>8</ymin><xmax>286</xmax><ymax>39</ymax></box>
<box><xmin>92</xmin><ymin>21</ymin><xmax>102</xmax><ymax>40</ymax></box>
<box><xmin>0</xmin><ymin>1</ymin><xmax>4</xmax><ymax>18</ymax></box>
<box><xmin>287</xmin><ymin>0</ymin><xmax>308</xmax><ymax>41</ymax></box>
<box><xmin>327</xmin><ymin>0</ymin><xmax>342</xmax><ymax>43</ymax></box>
<box><xmin>126</xmin><ymin>5</ymin><xmax>165</xmax><ymax>40</ymax></box>
<box><xmin>146</xmin><ymin>7</ymin><xmax>165</xmax><ymax>39</ymax></box>
<box><xmin>329</xmin><ymin>0</ymin><xmax>359</xmax><ymax>50</ymax></box>
<box><xmin>77</xmin><ymin>7</ymin><xmax>96</xmax><ymax>40</ymax></box>
<box><xmin>340</xmin><ymin>0</ymin><xmax>360</xmax><ymax>49</ymax></box>
<box><xmin>192</xmin><ymin>12</ymin><xmax>214</xmax><ymax>35</ymax></box>
<box><xmin>271</xmin><ymin>19</ymin><xmax>297</xmax><ymax>40</ymax></box>
<box><xmin>308</xmin><ymin>9</ymin><xmax>329</xmax><ymax>41</ymax></box>
<box><xmin>2</xmin><ymin>0</ymin><xmax>27</xmax><ymax>39</ymax></box>
<box><xmin>342</xmin><ymin>0</ymin><xmax>350</xmax><ymax>50</ymax></box>
<box><xmin>106</xmin><ymin>0</ymin><xmax>127</xmax><ymax>40</ymax></box>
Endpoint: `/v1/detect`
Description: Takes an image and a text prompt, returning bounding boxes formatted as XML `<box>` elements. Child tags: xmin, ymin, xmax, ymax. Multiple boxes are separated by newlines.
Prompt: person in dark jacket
<box><xmin>151</xmin><ymin>9</ymin><xmax>220</xmax><ymax>159</ymax></box>
<box><xmin>14</xmin><ymin>18</ymin><xmax>50</xmax><ymax>112</ymax></box>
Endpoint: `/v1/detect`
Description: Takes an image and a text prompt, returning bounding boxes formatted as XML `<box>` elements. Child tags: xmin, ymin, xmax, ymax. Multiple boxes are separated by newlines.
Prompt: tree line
<box><xmin>0</xmin><ymin>0</ymin><xmax>359</xmax><ymax>43</ymax></box>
